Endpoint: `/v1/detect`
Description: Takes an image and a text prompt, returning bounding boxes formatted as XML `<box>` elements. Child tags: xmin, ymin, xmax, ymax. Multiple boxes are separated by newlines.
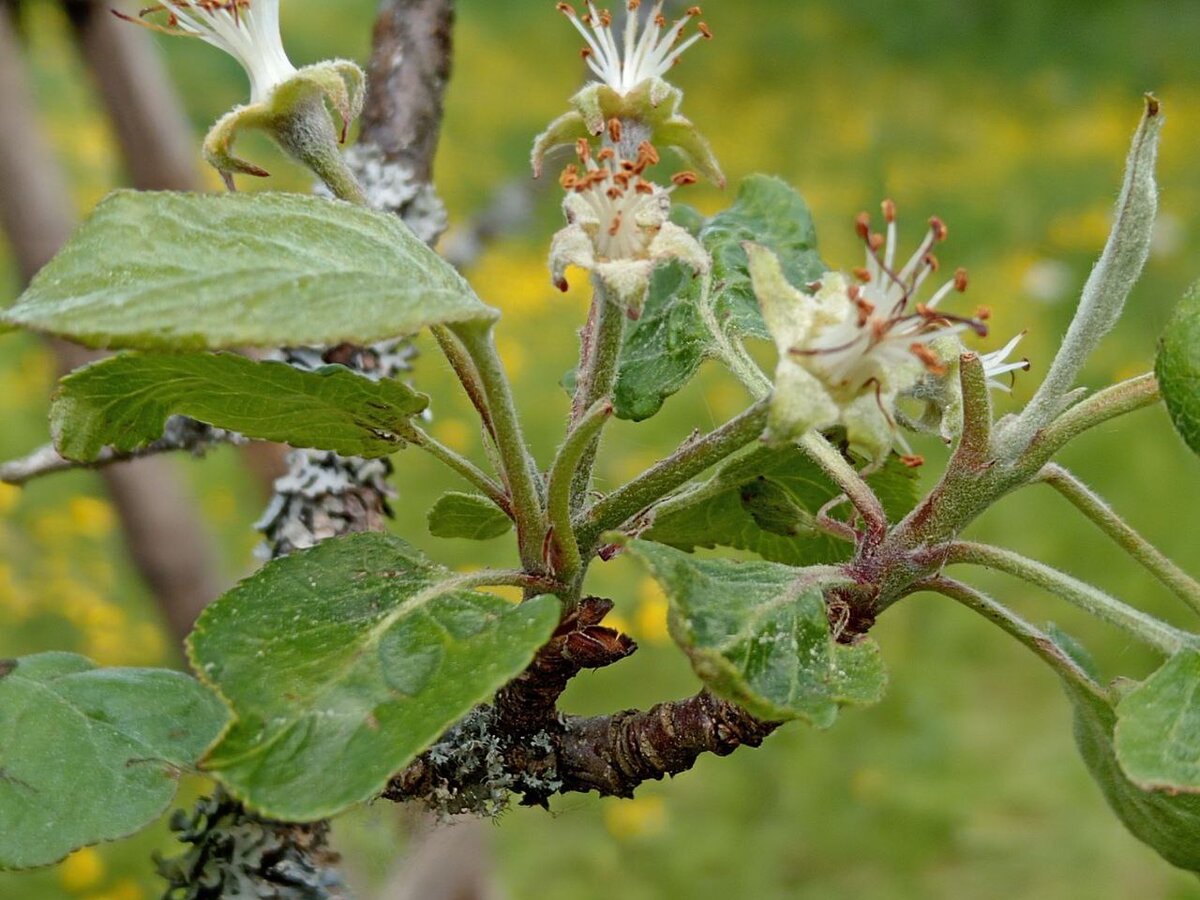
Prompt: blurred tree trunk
<box><xmin>0</xmin><ymin>5</ymin><xmax>221</xmax><ymax>646</ymax></box>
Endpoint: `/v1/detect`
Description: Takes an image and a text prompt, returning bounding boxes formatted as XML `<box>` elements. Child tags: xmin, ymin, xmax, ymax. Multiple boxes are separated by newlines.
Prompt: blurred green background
<box><xmin>3</xmin><ymin>0</ymin><xmax>1200</xmax><ymax>897</ymax></box>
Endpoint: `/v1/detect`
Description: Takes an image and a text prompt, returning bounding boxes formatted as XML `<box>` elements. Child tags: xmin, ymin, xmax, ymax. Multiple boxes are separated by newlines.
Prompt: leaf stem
<box><xmin>577</xmin><ymin>399</ymin><xmax>769</xmax><ymax>549</ymax></box>
<box><xmin>451</xmin><ymin>324</ymin><xmax>546</xmax><ymax>573</ymax></box>
<box><xmin>568</xmin><ymin>283</ymin><xmax>626</xmax><ymax>511</ymax></box>
<box><xmin>798</xmin><ymin>431</ymin><xmax>887</xmax><ymax>538</ymax></box>
<box><xmin>547</xmin><ymin>398</ymin><xmax>614</xmax><ymax>584</ymax></box>
<box><xmin>920</xmin><ymin>576</ymin><xmax>1103</xmax><ymax>691</ymax></box>
<box><xmin>1020</xmin><ymin>373</ymin><xmax>1161</xmax><ymax>469</ymax></box>
<box><xmin>398</xmin><ymin>422</ymin><xmax>509</xmax><ymax>514</ymax></box>
<box><xmin>431</xmin><ymin>324</ymin><xmax>497</xmax><ymax>441</ymax></box>
<box><xmin>944</xmin><ymin>541</ymin><xmax>1194</xmax><ymax>656</ymax></box>
<box><xmin>1037</xmin><ymin>464</ymin><xmax>1200</xmax><ymax>618</ymax></box>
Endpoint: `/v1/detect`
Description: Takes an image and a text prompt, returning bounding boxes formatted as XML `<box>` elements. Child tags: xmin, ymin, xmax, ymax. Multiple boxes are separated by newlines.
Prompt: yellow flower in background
<box><xmin>59</xmin><ymin>847</ymin><xmax>105</xmax><ymax>892</ymax></box>
<box><xmin>0</xmin><ymin>483</ymin><xmax>19</xmax><ymax>516</ymax></box>
<box><xmin>68</xmin><ymin>496</ymin><xmax>116</xmax><ymax>540</ymax></box>
<box><xmin>603</xmin><ymin>794</ymin><xmax>667</xmax><ymax>840</ymax></box>
<box><xmin>636</xmin><ymin>576</ymin><xmax>670</xmax><ymax>644</ymax></box>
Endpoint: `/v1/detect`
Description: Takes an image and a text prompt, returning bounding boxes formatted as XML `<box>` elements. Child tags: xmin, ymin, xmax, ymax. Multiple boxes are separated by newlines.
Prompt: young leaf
<box><xmin>1067</xmin><ymin>678</ymin><xmax>1200</xmax><ymax>874</ymax></box>
<box><xmin>52</xmin><ymin>353</ymin><xmax>429</xmax><ymax>461</ymax></box>
<box><xmin>644</xmin><ymin>445</ymin><xmax>918</xmax><ymax>566</ymax></box>
<box><xmin>0</xmin><ymin>654</ymin><xmax>227</xmax><ymax>870</ymax></box>
<box><xmin>188</xmin><ymin>532</ymin><xmax>559</xmax><ymax>821</ymax></box>
<box><xmin>614</xmin><ymin>176</ymin><xmax>825</xmax><ymax>420</ymax></box>
<box><xmin>1156</xmin><ymin>280</ymin><xmax>1200</xmax><ymax>458</ymax></box>
<box><xmin>1114</xmin><ymin>650</ymin><xmax>1200</xmax><ymax>793</ymax></box>
<box><xmin>619</xmin><ymin>538</ymin><xmax>886</xmax><ymax>725</ymax></box>
<box><xmin>427</xmin><ymin>492</ymin><xmax>513</xmax><ymax>541</ymax></box>
<box><xmin>2</xmin><ymin>191</ymin><xmax>497</xmax><ymax>351</ymax></box>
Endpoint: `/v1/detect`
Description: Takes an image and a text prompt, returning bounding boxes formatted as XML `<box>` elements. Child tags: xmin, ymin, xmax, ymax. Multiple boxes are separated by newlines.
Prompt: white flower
<box><xmin>556</xmin><ymin>1</ymin><xmax>712</xmax><ymax>96</ymax></box>
<box><xmin>117</xmin><ymin>1</ymin><xmax>365</xmax><ymax>195</ymax></box>
<box><xmin>549</xmin><ymin>139</ymin><xmax>708</xmax><ymax>317</ymax></box>
<box><xmin>116</xmin><ymin>1</ymin><xmax>296</xmax><ymax>103</ymax></box>
<box><xmin>750</xmin><ymin>202</ymin><xmax>1005</xmax><ymax>464</ymax></box>
<box><xmin>980</xmin><ymin>332</ymin><xmax>1030</xmax><ymax>391</ymax></box>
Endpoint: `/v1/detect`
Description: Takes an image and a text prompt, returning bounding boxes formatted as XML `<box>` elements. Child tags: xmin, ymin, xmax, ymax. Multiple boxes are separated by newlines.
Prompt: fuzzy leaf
<box><xmin>428</xmin><ymin>492</ymin><xmax>513</xmax><ymax>541</ymax></box>
<box><xmin>644</xmin><ymin>446</ymin><xmax>918</xmax><ymax>566</ymax></box>
<box><xmin>51</xmin><ymin>353</ymin><xmax>428</xmax><ymax>461</ymax></box>
<box><xmin>619</xmin><ymin>539</ymin><xmax>886</xmax><ymax>725</ymax></box>
<box><xmin>1067</xmin><ymin>677</ymin><xmax>1200</xmax><ymax>873</ymax></box>
<box><xmin>1114</xmin><ymin>650</ymin><xmax>1200</xmax><ymax>793</ymax></box>
<box><xmin>188</xmin><ymin>533</ymin><xmax>559</xmax><ymax>821</ymax></box>
<box><xmin>1157</xmin><ymin>280</ymin><xmax>1200</xmax><ymax>458</ymax></box>
<box><xmin>2</xmin><ymin>191</ymin><xmax>496</xmax><ymax>350</ymax></box>
<box><xmin>0</xmin><ymin>654</ymin><xmax>227</xmax><ymax>870</ymax></box>
<box><xmin>614</xmin><ymin>175</ymin><xmax>824</xmax><ymax>420</ymax></box>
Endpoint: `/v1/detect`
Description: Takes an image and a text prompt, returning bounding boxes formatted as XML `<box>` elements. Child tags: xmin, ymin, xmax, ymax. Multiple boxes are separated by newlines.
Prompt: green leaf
<box><xmin>2</xmin><ymin>191</ymin><xmax>497</xmax><ymax>350</ymax></box>
<box><xmin>188</xmin><ymin>532</ymin><xmax>559</xmax><ymax>821</ymax></box>
<box><xmin>1156</xmin><ymin>280</ymin><xmax>1200</xmax><ymax>457</ymax></box>
<box><xmin>644</xmin><ymin>445</ymin><xmax>919</xmax><ymax>566</ymax></box>
<box><xmin>52</xmin><ymin>352</ymin><xmax>428</xmax><ymax>461</ymax></box>
<box><xmin>1067</xmin><ymin>677</ymin><xmax>1200</xmax><ymax>874</ymax></box>
<box><xmin>1114</xmin><ymin>650</ymin><xmax>1200</xmax><ymax>794</ymax></box>
<box><xmin>614</xmin><ymin>176</ymin><xmax>825</xmax><ymax>421</ymax></box>
<box><xmin>427</xmin><ymin>492</ymin><xmax>513</xmax><ymax>541</ymax></box>
<box><xmin>619</xmin><ymin>538</ymin><xmax>886</xmax><ymax>725</ymax></box>
<box><xmin>0</xmin><ymin>654</ymin><xmax>227</xmax><ymax>870</ymax></box>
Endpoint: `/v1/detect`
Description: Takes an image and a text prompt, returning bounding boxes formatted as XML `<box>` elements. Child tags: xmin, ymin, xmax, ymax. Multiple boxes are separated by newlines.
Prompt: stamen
<box><xmin>671</xmin><ymin>171</ymin><xmax>698</xmax><ymax>187</ymax></box>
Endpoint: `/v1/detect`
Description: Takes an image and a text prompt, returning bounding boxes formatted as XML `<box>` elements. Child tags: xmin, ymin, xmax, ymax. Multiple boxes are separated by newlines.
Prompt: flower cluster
<box><xmin>751</xmin><ymin>202</ymin><xmax>1027</xmax><ymax>464</ymax></box>
<box><xmin>549</xmin><ymin>134</ymin><xmax>707</xmax><ymax>317</ymax></box>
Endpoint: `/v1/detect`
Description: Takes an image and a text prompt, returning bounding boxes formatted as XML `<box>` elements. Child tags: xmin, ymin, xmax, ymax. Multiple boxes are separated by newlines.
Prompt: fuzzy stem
<box><xmin>547</xmin><ymin>399</ymin><xmax>615</xmax><ymax>585</ymax></box>
<box><xmin>398</xmin><ymin>422</ymin><xmax>509</xmax><ymax>513</ymax></box>
<box><xmin>431</xmin><ymin>324</ymin><xmax>497</xmax><ymax>440</ymax></box>
<box><xmin>798</xmin><ymin>431</ymin><xmax>887</xmax><ymax>537</ymax></box>
<box><xmin>276</xmin><ymin>96</ymin><xmax>368</xmax><ymax>206</ymax></box>
<box><xmin>577</xmin><ymin>399</ymin><xmax>770</xmax><ymax>549</ymax></box>
<box><xmin>921</xmin><ymin>576</ymin><xmax>1104</xmax><ymax>690</ymax></box>
<box><xmin>1038</xmin><ymin>464</ymin><xmax>1200</xmax><ymax>618</ymax></box>
<box><xmin>452</xmin><ymin>323</ymin><xmax>546</xmax><ymax>573</ymax></box>
<box><xmin>569</xmin><ymin>283</ymin><xmax>626</xmax><ymax>511</ymax></box>
<box><xmin>1019</xmin><ymin>373</ymin><xmax>1161</xmax><ymax>469</ymax></box>
<box><xmin>944</xmin><ymin>541</ymin><xmax>1193</xmax><ymax>656</ymax></box>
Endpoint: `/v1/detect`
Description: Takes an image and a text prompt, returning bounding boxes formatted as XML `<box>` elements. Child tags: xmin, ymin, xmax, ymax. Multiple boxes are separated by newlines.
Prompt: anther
<box><xmin>975</xmin><ymin>305</ymin><xmax>991</xmax><ymax>320</ymax></box>
<box><xmin>929</xmin><ymin>216</ymin><xmax>948</xmax><ymax>242</ymax></box>
<box><xmin>910</xmin><ymin>343</ymin><xmax>948</xmax><ymax>376</ymax></box>
<box><xmin>576</xmin><ymin>138</ymin><xmax>591</xmax><ymax>162</ymax></box>
<box><xmin>671</xmin><ymin>171</ymin><xmax>698</xmax><ymax>187</ymax></box>
<box><xmin>687</xmin><ymin>6</ymin><xmax>703</xmax><ymax>15</ymax></box>
<box><xmin>638</xmin><ymin>141</ymin><xmax>661</xmax><ymax>165</ymax></box>
<box><xmin>855</xmin><ymin>212</ymin><xmax>871</xmax><ymax>241</ymax></box>
<box><xmin>924</xmin><ymin>253</ymin><xmax>940</xmax><ymax>273</ymax></box>
<box><xmin>954</xmin><ymin>267</ymin><xmax>969</xmax><ymax>292</ymax></box>
<box><xmin>597</xmin><ymin>147</ymin><xmax>616</xmax><ymax>162</ymax></box>
<box><xmin>699</xmin><ymin>22</ymin><xmax>713</xmax><ymax>39</ymax></box>
<box><xmin>869</xmin><ymin>233</ymin><xmax>885</xmax><ymax>252</ymax></box>
<box><xmin>557</xmin><ymin>2</ymin><xmax>574</xmax><ymax>14</ymax></box>
<box><xmin>609</xmin><ymin>214</ymin><xmax>623</xmax><ymax>237</ymax></box>
<box><xmin>852</xmin><ymin>267</ymin><xmax>872</xmax><ymax>283</ymax></box>
<box><xmin>608</xmin><ymin>118</ymin><xmax>623</xmax><ymax>143</ymax></box>
<box><xmin>881</xmin><ymin>199</ymin><xmax>897</xmax><ymax>223</ymax></box>
<box><xmin>900</xmin><ymin>455</ymin><xmax>926</xmax><ymax>469</ymax></box>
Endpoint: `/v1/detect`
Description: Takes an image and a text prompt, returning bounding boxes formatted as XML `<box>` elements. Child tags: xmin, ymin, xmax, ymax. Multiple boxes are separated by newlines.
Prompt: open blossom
<box><xmin>534</xmin><ymin>3</ymin><xmax>723</xmax><ymax>187</ymax></box>
<box><xmin>556</xmin><ymin>1</ymin><xmax>712</xmax><ymax>96</ymax></box>
<box><xmin>117</xmin><ymin>0</ymin><xmax>365</xmax><ymax>195</ymax></box>
<box><xmin>549</xmin><ymin>136</ymin><xmax>708</xmax><ymax>318</ymax></box>
<box><xmin>750</xmin><ymin>202</ymin><xmax>1025</xmax><ymax>464</ymax></box>
<box><xmin>116</xmin><ymin>1</ymin><xmax>296</xmax><ymax>103</ymax></box>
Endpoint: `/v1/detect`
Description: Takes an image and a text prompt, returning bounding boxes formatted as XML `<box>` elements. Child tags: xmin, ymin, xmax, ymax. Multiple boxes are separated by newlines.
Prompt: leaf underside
<box><xmin>1157</xmin><ymin>280</ymin><xmax>1200</xmax><ymax>458</ymax></box>
<box><xmin>620</xmin><ymin>538</ymin><xmax>886</xmax><ymax>725</ymax></box>
<box><xmin>2</xmin><ymin>190</ymin><xmax>497</xmax><ymax>351</ymax></box>
<box><xmin>427</xmin><ymin>492</ymin><xmax>513</xmax><ymax>541</ymax></box>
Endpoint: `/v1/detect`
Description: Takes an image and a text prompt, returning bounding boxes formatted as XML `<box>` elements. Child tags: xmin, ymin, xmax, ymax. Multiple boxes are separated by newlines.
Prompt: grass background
<box><xmin>2</xmin><ymin>0</ymin><xmax>1200</xmax><ymax>897</ymax></box>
